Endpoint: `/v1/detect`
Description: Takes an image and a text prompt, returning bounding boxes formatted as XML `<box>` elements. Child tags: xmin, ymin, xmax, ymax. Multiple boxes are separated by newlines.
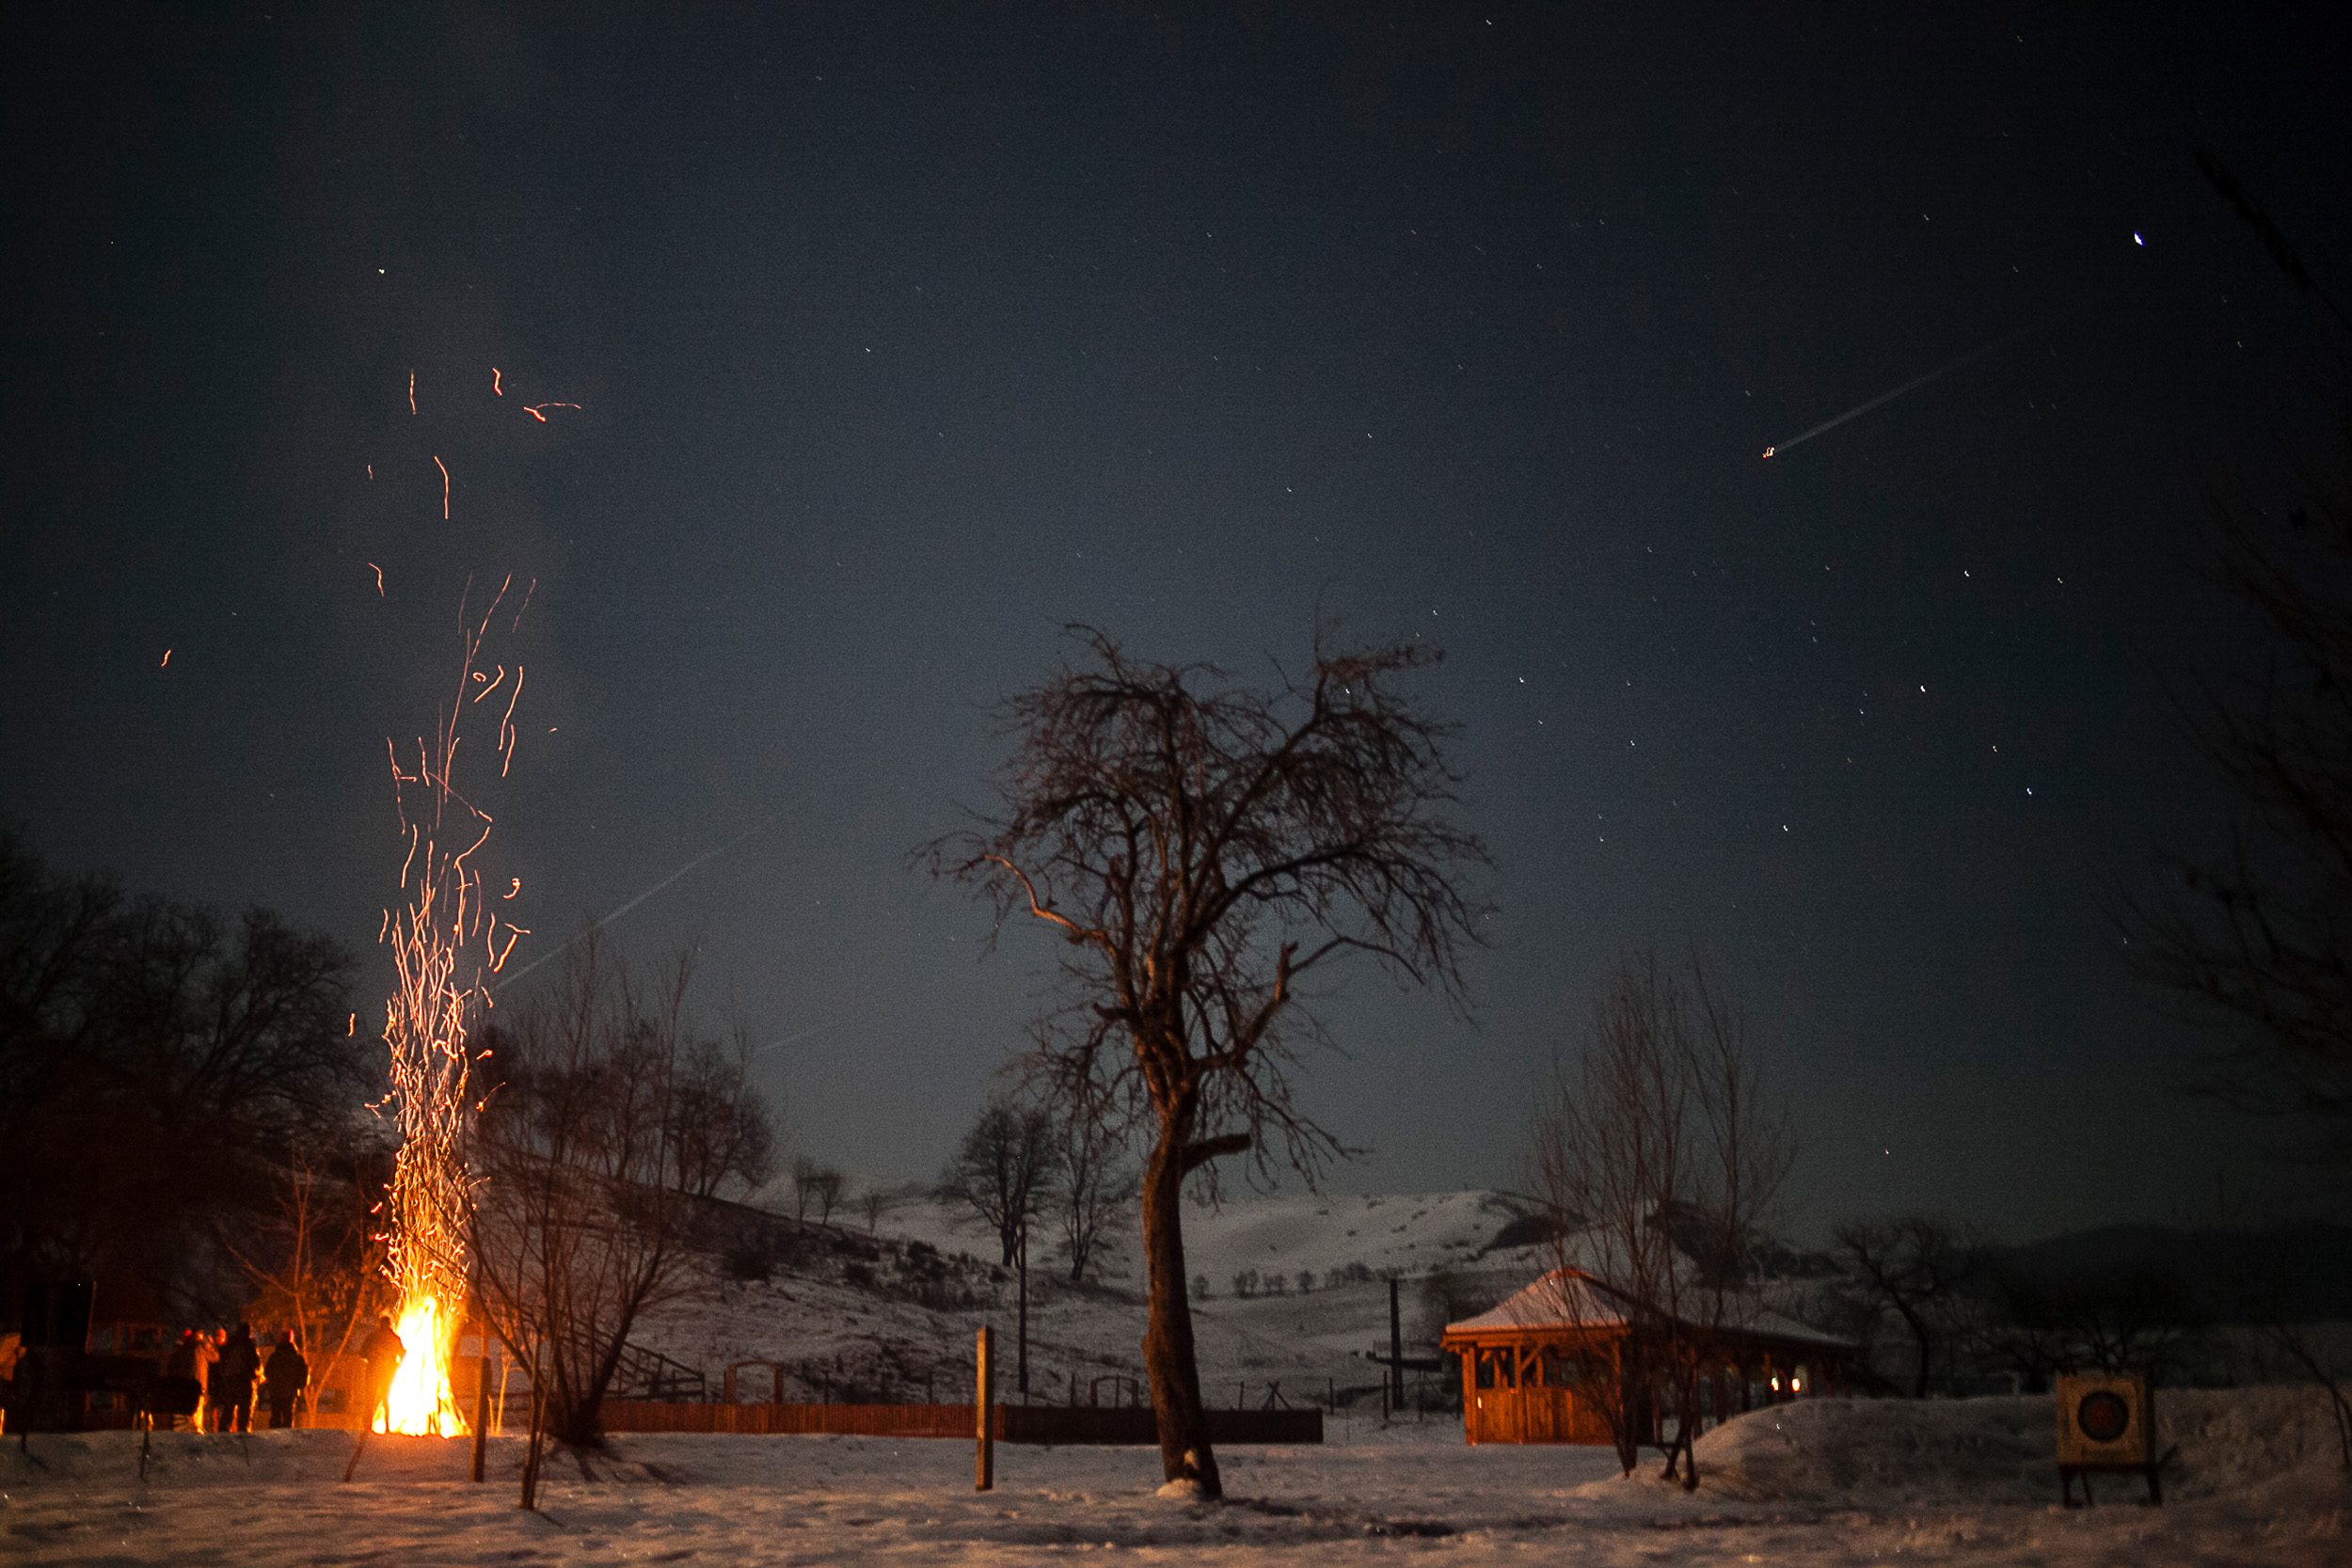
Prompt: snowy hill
<box><xmin>640</xmin><ymin>1186</ymin><xmax>1551</xmax><ymax>1410</ymax></box>
<box><xmin>1182</xmin><ymin>1188</ymin><xmax>1545</xmax><ymax>1290</ymax></box>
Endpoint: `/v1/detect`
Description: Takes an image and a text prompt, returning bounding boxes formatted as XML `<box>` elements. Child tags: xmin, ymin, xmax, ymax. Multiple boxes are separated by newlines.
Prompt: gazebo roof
<box><xmin>1440</xmin><ymin>1267</ymin><xmax>1854</xmax><ymax>1353</ymax></box>
<box><xmin>1443</xmin><ymin>1268</ymin><xmax>1632</xmax><ymax>1336</ymax></box>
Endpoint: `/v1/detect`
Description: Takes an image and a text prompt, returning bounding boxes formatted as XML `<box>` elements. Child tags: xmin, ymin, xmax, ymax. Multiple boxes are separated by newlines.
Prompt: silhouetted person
<box><xmin>263</xmin><ymin>1330</ymin><xmax>309</xmax><ymax>1430</ymax></box>
<box><xmin>199</xmin><ymin>1330</ymin><xmax>224</xmax><ymax>1431</ymax></box>
<box><xmin>359</xmin><ymin>1315</ymin><xmax>405</xmax><ymax>1433</ymax></box>
<box><xmin>162</xmin><ymin>1329</ymin><xmax>209</xmax><ymax>1432</ymax></box>
<box><xmin>214</xmin><ymin>1323</ymin><xmax>259</xmax><ymax>1433</ymax></box>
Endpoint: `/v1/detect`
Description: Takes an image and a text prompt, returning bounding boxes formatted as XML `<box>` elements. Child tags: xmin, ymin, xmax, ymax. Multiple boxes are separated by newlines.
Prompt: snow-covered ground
<box><xmin>6</xmin><ymin>1388</ymin><xmax>2344</xmax><ymax>1565</ymax></box>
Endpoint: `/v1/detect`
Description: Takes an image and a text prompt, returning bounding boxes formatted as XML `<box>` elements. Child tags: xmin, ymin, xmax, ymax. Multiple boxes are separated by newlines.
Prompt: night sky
<box><xmin>6</xmin><ymin>5</ymin><xmax>2347</xmax><ymax>1242</ymax></box>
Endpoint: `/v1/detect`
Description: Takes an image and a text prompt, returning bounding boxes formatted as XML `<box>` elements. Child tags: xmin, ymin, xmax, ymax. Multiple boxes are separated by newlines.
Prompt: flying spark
<box><xmin>373</xmin><ymin>574</ymin><xmax>532</xmax><ymax>1436</ymax></box>
<box><xmin>1761</xmin><ymin>317</ymin><xmax>2056</xmax><ymax>461</ymax></box>
<box><xmin>408</xmin><ymin>371</ymin><xmax>417</xmax><ymax>416</ymax></box>
<box><xmin>369</xmin><ymin>562</ymin><xmax>386</xmax><ymax>596</ymax></box>
<box><xmin>434</xmin><ymin>455</ymin><xmax>450</xmax><ymax>519</ymax></box>
<box><xmin>524</xmin><ymin>402</ymin><xmax>581</xmax><ymax>423</ymax></box>
<box><xmin>160</xmin><ymin>648</ymin><xmax>172</xmax><ymax>668</ymax></box>
<box><xmin>491</xmin><ymin>367</ymin><xmax>503</xmax><ymax>396</ymax></box>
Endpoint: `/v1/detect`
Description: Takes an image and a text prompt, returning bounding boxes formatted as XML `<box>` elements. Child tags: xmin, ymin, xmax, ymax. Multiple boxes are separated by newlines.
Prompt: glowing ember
<box><xmin>373</xmin><ymin>575</ymin><xmax>532</xmax><ymax>1437</ymax></box>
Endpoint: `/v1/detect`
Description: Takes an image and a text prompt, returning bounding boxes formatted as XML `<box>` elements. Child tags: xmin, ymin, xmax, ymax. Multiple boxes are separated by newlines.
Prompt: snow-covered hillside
<box><xmin>646</xmin><ymin>1187</ymin><xmax>1549</xmax><ymax>1410</ymax></box>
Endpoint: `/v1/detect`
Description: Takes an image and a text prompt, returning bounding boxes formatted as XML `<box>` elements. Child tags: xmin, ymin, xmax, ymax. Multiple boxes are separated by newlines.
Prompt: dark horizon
<box><xmin>6</xmin><ymin>4</ymin><xmax>2348</xmax><ymax>1245</ymax></box>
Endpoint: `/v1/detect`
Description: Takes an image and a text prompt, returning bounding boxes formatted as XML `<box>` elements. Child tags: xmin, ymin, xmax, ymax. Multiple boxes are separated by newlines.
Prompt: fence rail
<box><xmin>600</xmin><ymin>1401</ymin><xmax>1323</xmax><ymax>1445</ymax></box>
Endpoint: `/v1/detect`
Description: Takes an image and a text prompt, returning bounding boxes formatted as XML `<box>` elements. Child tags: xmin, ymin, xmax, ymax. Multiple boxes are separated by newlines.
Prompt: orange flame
<box><xmin>380</xmin><ymin>1296</ymin><xmax>466</xmax><ymax>1435</ymax></box>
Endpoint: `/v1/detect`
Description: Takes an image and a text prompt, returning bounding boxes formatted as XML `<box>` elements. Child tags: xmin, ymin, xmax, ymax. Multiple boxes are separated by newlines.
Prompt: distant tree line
<box><xmin>0</xmin><ymin>826</ymin><xmax>374</xmax><ymax>1323</ymax></box>
<box><xmin>0</xmin><ymin>828</ymin><xmax>790</xmax><ymax>1455</ymax></box>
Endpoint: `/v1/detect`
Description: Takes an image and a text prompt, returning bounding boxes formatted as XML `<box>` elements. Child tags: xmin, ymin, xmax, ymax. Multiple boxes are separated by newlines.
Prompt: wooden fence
<box><xmin>600</xmin><ymin>1401</ymin><xmax>1323</xmax><ymax>1445</ymax></box>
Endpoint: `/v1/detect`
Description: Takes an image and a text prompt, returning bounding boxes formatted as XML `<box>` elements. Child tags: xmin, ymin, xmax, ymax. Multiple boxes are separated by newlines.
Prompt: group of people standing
<box><xmin>161</xmin><ymin>1323</ymin><xmax>309</xmax><ymax>1432</ymax></box>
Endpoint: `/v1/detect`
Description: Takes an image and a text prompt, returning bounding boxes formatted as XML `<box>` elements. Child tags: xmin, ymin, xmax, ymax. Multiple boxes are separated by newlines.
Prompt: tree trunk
<box><xmin>1138</xmin><ymin>1115</ymin><xmax>1220</xmax><ymax>1497</ymax></box>
<box><xmin>1677</xmin><ymin>1366</ymin><xmax>1701</xmax><ymax>1491</ymax></box>
<box><xmin>1609</xmin><ymin>1341</ymin><xmax>1641</xmax><ymax>1478</ymax></box>
<box><xmin>548</xmin><ymin>1393</ymin><xmax>604</xmax><ymax>1449</ymax></box>
<box><xmin>1898</xmin><ymin>1304</ymin><xmax>1932</xmax><ymax>1399</ymax></box>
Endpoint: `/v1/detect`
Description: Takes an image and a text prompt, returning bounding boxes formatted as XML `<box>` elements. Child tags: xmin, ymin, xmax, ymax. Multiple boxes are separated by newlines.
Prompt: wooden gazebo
<box><xmin>1438</xmin><ymin>1267</ymin><xmax>1854</xmax><ymax>1446</ymax></box>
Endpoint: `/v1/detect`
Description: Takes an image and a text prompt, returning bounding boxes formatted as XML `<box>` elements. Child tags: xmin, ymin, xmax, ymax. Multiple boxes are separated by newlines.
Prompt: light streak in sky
<box><xmin>490</xmin><ymin>814</ymin><xmax>779</xmax><ymax>993</ymax></box>
<box><xmin>757</xmin><ymin>1017</ymin><xmax>852</xmax><ymax>1056</ymax></box>
<box><xmin>491</xmin><ymin>366</ymin><xmax>503</xmax><ymax>397</ymax></box>
<box><xmin>370</xmin><ymin>562</ymin><xmax>386</xmax><ymax>596</ymax></box>
<box><xmin>408</xmin><ymin>371</ymin><xmax>417</xmax><ymax>416</ymax></box>
<box><xmin>1761</xmin><ymin>317</ymin><xmax>2054</xmax><ymax>461</ymax></box>
<box><xmin>524</xmin><ymin>402</ymin><xmax>581</xmax><ymax>423</ymax></box>
<box><xmin>434</xmin><ymin>455</ymin><xmax>450</xmax><ymax>518</ymax></box>
<box><xmin>160</xmin><ymin>649</ymin><xmax>172</xmax><ymax>668</ymax></box>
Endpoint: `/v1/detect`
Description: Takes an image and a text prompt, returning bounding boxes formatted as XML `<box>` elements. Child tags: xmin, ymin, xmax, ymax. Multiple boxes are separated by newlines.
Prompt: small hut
<box><xmin>1438</xmin><ymin>1267</ymin><xmax>1854</xmax><ymax>1446</ymax></box>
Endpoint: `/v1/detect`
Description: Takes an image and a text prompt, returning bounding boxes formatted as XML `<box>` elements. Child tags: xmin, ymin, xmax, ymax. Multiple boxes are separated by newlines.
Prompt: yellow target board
<box><xmin>2055</xmin><ymin>1371</ymin><xmax>2169</xmax><ymax>1504</ymax></box>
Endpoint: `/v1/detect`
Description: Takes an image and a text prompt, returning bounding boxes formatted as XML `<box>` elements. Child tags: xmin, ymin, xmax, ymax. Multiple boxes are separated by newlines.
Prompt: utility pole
<box><xmin>1389</xmin><ymin>1276</ymin><xmax>1406</xmax><ymax>1413</ymax></box>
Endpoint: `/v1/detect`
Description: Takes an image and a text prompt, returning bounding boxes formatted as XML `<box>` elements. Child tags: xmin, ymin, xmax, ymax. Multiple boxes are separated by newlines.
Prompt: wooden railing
<box><xmin>600</xmin><ymin>1401</ymin><xmax>1323</xmax><ymax>1445</ymax></box>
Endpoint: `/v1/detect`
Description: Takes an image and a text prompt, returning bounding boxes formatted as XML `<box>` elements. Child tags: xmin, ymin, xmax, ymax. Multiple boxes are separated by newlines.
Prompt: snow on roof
<box><xmin>1442</xmin><ymin>1269</ymin><xmax>1631</xmax><ymax>1336</ymax></box>
<box><xmin>1441</xmin><ymin>1268</ymin><xmax>1854</xmax><ymax>1352</ymax></box>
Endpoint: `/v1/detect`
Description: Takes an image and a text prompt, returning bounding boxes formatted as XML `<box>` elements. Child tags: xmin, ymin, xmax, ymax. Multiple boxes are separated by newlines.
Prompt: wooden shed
<box><xmin>1438</xmin><ymin>1267</ymin><xmax>1855</xmax><ymax>1446</ymax></box>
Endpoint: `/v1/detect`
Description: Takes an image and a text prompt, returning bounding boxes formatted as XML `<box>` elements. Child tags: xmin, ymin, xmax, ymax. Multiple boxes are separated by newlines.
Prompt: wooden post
<box><xmin>469</xmin><ymin>1354</ymin><xmax>490</xmax><ymax>1483</ymax></box>
<box><xmin>975</xmin><ymin>1326</ymin><xmax>993</xmax><ymax>1492</ymax></box>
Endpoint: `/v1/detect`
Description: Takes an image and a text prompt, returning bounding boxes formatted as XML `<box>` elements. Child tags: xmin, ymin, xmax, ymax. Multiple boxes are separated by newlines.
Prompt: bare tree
<box><xmin>788</xmin><ymin>1155</ymin><xmax>846</xmax><ymax>1225</ymax></box>
<box><xmin>788</xmin><ymin>1155</ymin><xmax>818</xmax><ymax>1221</ymax></box>
<box><xmin>2124</xmin><ymin>155</ymin><xmax>2352</xmax><ymax>1180</ymax></box>
<box><xmin>1971</xmin><ymin>1259</ymin><xmax>2205</xmax><ymax>1387</ymax></box>
<box><xmin>470</xmin><ymin>936</ymin><xmax>731</xmax><ymax>1448</ymax></box>
<box><xmin>806</xmin><ymin>1167</ymin><xmax>846</xmax><ymax>1227</ymax></box>
<box><xmin>1832</xmin><ymin>1214</ymin><xmax>1978</xmax><ymax>1398</ymax></box>
<box><xmin>1052</xmin><ymin>1101</ymin><xmax>1136</xmax><ymax>1284</ymax></box>
<box><xmin>940</xmin><ymin>1098</ymin><xmax>1058</xmax><ymax>1396</ymax></box>
<box><xmin>669</xmin><ymin>1031</ymin><xmax>778</xmax><ymax>1200</ymax></box>
<box><xmin>857</xmin><ymin>1181</ymin><xmax>917</xmax><ymax>1234</ymax></box>
<box><xmin>926</xmin><ymin>628</ymin><xmax>1489</xmax><ymax>1497</ymax></box>
<box><xmin>219</xmin><ymin>1151</ymin><xmax>378</xmax><ymax>1366</ymax></box>
<box><xmin>1530</xmin><ymin>951</ymin><xmax>1793</xmax><ymax>1488</ymax></box>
